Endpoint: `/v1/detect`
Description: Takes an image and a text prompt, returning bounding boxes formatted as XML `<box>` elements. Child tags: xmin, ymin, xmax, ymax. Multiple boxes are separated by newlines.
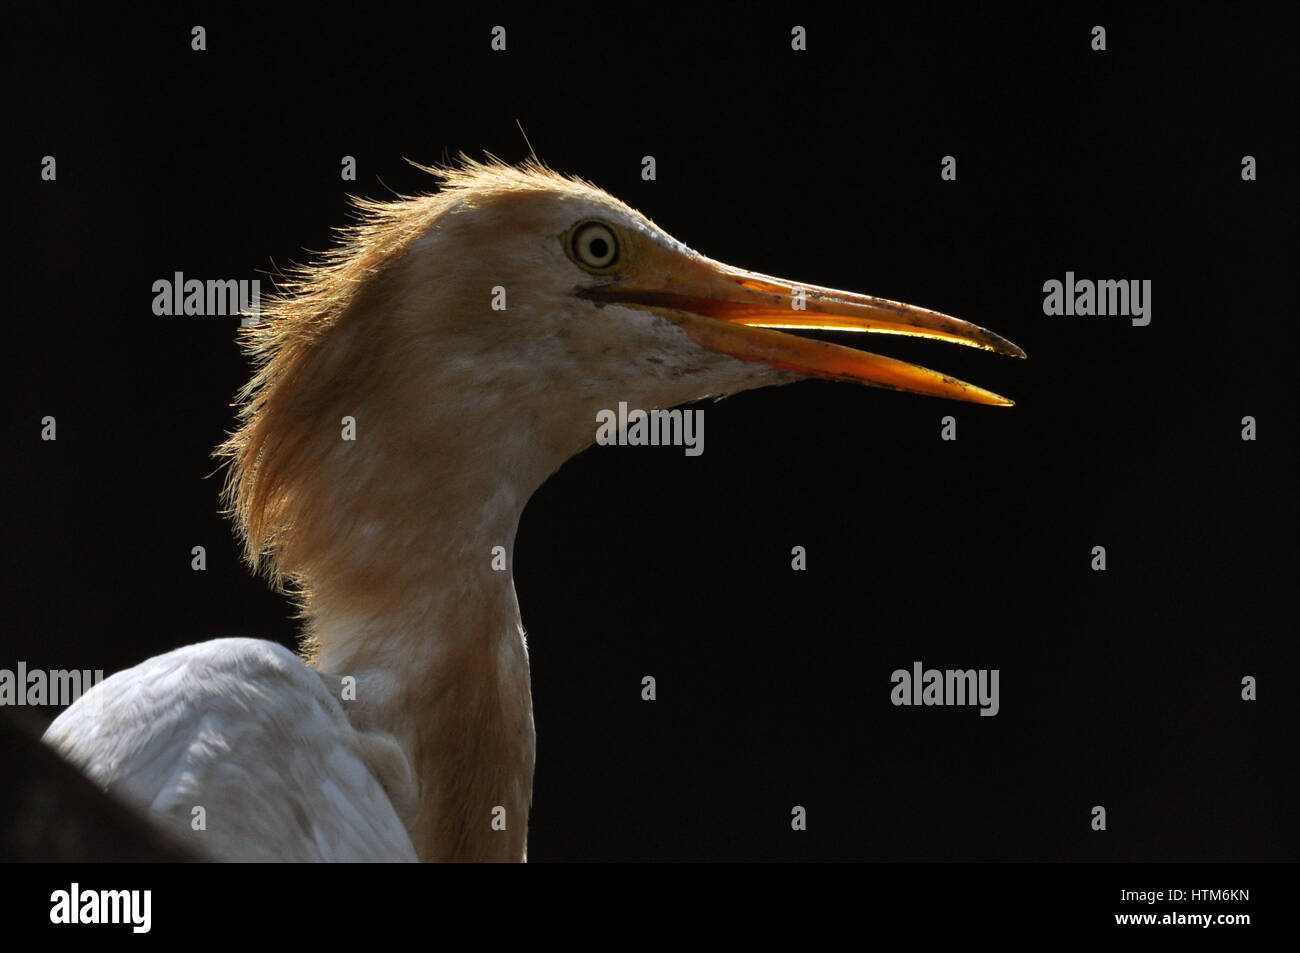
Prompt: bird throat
<box><xmin>303</xmin><ymin>483</ymin><xmax>537</xmax><ymax>862</ymax></box>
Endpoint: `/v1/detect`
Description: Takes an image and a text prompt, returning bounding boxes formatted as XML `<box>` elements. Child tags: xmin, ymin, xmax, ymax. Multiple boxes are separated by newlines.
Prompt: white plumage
<box><xmin>47</xmin><ymin>639</ymin><xmax>417</xmax><ymax>861</ymax></box>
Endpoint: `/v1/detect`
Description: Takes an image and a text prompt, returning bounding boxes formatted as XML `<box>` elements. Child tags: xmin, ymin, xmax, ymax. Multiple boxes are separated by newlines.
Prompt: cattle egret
<box><xmin>44</xmin><ymin>159</ymin><xmax>1024</xmax><ymax>862</ymax></box>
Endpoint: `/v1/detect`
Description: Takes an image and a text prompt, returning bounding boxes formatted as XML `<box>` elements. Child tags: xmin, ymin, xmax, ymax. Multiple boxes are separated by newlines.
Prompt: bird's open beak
<box><xmin>578</xmin><ymin>247</ymin><xmax>1025</xmax><ymax>406</ymax></box>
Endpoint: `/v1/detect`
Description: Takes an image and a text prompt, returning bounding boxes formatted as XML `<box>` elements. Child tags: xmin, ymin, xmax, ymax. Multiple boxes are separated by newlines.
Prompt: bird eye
<box><xmin>568</xmin><ymin>221</ymin><xmax>621</xmax><ymax>272</ymax></box>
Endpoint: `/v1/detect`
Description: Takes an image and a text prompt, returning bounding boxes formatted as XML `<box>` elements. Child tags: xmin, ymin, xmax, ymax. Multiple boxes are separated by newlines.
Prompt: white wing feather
<box><xmin>43</xmin><ymin>638</ymin><xmax>417</xmax><ymax>862</ymax></box>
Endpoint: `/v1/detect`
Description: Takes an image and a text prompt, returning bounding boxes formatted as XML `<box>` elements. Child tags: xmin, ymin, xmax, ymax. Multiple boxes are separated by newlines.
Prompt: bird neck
<box><xmin>298</xmin><ymin>421</ymin><xmax>550</xmax><ymax>861</ymax></box>
<box><xmin>306</xmin><ymin>500</ymin><xmax>535</xmax><ymax>862</ymax></box>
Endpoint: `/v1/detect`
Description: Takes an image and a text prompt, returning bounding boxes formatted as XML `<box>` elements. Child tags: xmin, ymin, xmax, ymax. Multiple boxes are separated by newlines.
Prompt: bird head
<box><xmin>380</xmin><ymin>159</ymin><xmax>1024</xmax><ymax>422</ymax></box>
<box><xmin>222</xmin><ymin>159</ymin><xmax>1023</xmax><ymax>601</ymax></box>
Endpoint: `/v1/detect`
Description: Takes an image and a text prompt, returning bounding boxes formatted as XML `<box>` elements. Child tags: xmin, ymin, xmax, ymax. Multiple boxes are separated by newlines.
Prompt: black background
<box><xmin>6</xmin><ymin>2</ymin><xmax>1295</xmax><ymax>863</ymax></box>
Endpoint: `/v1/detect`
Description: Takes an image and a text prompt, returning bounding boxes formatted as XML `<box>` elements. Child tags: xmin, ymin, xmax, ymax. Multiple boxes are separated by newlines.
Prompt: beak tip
<box><xmin>990</xmin><ymin>334</ymin><xmax>1027</xmax><ymax>360</ymax></box>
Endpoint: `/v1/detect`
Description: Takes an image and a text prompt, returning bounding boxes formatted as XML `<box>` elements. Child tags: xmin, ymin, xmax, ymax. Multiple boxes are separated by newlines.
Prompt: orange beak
<box><xmin>580</xmin><ymin>244</ymin><xmax>1024</xmax><ymax>406</ymax></box>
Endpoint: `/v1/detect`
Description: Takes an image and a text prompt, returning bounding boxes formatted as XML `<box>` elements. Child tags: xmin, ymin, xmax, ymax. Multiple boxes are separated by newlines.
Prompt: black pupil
<box><xmin>587</xmin><ymin>236</ymin><xmax>609</xmax><ymax>260</ymax></box>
